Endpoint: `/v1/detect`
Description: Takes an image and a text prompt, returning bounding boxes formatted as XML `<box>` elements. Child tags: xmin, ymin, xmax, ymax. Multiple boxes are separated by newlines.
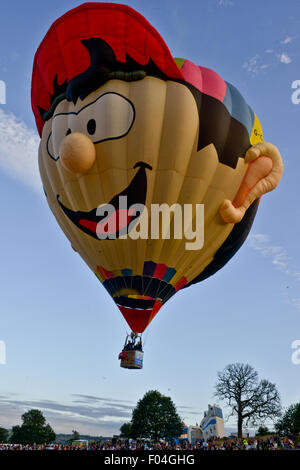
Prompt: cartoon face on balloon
<box><xmin>33</xmin><ymin>3</ymin><xmax>283</xmax><ymax>333</ymax></box>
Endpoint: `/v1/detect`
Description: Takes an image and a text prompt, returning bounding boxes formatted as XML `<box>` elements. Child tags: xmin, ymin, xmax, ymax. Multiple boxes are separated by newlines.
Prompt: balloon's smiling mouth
<box><xmin>57</xmin><ymin>161</ymin><xmax>152</xmax><ymax>239</ymax></box>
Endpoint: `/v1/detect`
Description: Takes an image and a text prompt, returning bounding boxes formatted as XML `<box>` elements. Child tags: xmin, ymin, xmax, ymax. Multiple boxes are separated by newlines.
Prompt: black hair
<box><xmin>66</xmin><ymin>37</ymin><xmax>169</xmax><ymax>104</ymax></box>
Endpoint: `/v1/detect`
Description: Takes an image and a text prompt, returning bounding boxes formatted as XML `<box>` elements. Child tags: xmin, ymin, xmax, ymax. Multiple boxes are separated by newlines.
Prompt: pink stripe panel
<box><xmin>181</xmin><ymin>59</ymin><xmax>227</xmax><ymax>103</ymax></box>
<box><xmin>153</xmin><ymin>264</ymin><xmax>168</xmax><ymax>280</ymax></box>
<box><xmin>102</xmin><ymin>267</ymin><xmax>114</xmax><ymax>278</ymax></box>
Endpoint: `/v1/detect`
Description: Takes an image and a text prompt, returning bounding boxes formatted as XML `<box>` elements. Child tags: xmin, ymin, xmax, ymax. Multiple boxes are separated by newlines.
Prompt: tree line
<box><xmin>0</xmin><ymin>363</ymin><xmax>299</xmax><ymax>444</ymax></box>
<box><xmin>120</xmin><ymin>364</ymin><xmax>299</xmax><ymax>440</ymax></box>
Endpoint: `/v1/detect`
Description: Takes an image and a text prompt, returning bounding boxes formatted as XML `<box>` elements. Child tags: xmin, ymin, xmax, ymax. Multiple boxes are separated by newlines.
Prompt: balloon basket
<box><xmin>119</xmin><ymin>350</ymin><xmax>143</xmax><ymax>369</ymax></box>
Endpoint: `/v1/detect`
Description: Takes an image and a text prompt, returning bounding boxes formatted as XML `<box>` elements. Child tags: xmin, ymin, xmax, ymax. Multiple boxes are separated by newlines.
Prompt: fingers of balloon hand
<box><xmin>219</xmin><ymin>142</ymin><xmax>284</xmax><ymax>224</ymax></box>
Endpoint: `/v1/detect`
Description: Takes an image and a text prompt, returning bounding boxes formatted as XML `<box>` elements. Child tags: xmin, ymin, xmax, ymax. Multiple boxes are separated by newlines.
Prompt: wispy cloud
<box><xmin>217</xmin><ymin>0</ymin><xmax>233</xmax><ymax>6</ymax></box>
<box><xmin>71</xmin><ymin>394</ymin><xmax>135</xmax><ymax>406</ymax></box>
<box><xmin>281</xmin><ymin>36</ymin><xmax>294</xmax><ymax>45</ymax></box>
<box><xmin>242</xmin><ymin>55</ymin><xmax>269</xmax><ymax>76</ymax></box>
<box><xmin>0</xmin><ymin>394</ymin><xmax>133</xmax><ymax>435</ymax></box>
<box><xmin>0</xmin><ymin>109</ymin><xmax>41</xmax><ymax>192</ymax></box>
<box><xmin>248</xmin><ymin>234</ymin><xmax>300</xmax><ymax>312</ymax></box>
<box><xmin>243</xmin><ymin>35</ymin><xmax>294</xmax><ymax>76</ymax></box>
<box><xmin>291</xmin><ymin>298</ymin><xmax>300</xmax><ymax>311</ymax></box>
<box><xmin>248</xmin><ymin>234</ymin><xmax>290</xmax><ymax>273</ymax></box>
<box><xmin>279</xmin><ymin>53</ymin><xmax>292</xmax><ymax>64</ymax></box>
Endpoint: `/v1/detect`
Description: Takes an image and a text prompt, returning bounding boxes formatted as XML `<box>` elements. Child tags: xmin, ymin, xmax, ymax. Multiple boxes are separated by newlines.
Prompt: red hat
<box><xmin>31</xmin><ymin>2</ymin><xmax>184</xmax><ymax>136</ymax></box>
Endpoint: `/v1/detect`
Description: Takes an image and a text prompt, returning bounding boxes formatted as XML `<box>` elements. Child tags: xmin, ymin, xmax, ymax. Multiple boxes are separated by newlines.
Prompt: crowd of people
<box><xmin>0</xmin><ymin>436</ymin><xmax>298</xmax><ymax>451</ymax></box>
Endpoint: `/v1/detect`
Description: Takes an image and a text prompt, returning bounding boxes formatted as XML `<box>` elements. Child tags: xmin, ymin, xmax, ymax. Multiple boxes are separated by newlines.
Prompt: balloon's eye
<box><xmin>78</xmin><ymin>92</ymin><xmax>135</xmax><ymax>144</ymax></box>
<box><xmin>66</xmin><ymin>128</ymin><xmax>72</xmax><ymax>136</ymax></box>
<box><xmin>87</xmin><ymin>119</ymin><xmax>96</xmax><ymax>135</ymax></box>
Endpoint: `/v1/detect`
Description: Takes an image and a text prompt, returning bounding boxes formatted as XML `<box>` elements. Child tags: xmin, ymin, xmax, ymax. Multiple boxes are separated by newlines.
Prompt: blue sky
<box><xmin>0</xmin><ymin>0</ymin><xmax>299</xmax><ymax>436</ymax></box>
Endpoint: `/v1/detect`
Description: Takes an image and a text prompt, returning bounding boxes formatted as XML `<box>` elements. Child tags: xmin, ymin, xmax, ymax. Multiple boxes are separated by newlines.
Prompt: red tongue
<box><xmin>79</xmin><ymin>209</ymin><xmax>133</xmax><ymax>235</ymax></box>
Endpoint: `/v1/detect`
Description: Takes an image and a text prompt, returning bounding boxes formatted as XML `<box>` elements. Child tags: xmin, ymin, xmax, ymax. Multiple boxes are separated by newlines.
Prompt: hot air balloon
<box><xmin>31</xmin><ymin>3</ymin><xmax>283</xmax><ymax>369</ymax></box>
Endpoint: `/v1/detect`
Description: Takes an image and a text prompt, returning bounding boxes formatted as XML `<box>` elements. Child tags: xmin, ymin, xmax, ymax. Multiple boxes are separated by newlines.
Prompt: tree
<box><xmin>256</xmin><ymin>425</ymin><xmax>269</xmax><ymax>436</ymax></box>
<box><xmin>215</xmin><ymin>363</ymin><xmax>281</xmax><ymax>438</ymax></box>
<box><xmin>0</xmin><ymin>427</ymin><xmax>9</xmax><ymax>443</ymax></box>
<box><xmin>10</xmin><ymin>409</ymin><xmax>56</xmax><ymax>444</ymax></box>
<box><xmin>275</xmin><ymin>403</ymin><xmax>300</xmax><ymax>435</ymax></box>
<box><xmin>120</xmin><ymin>422</ymin><xmax>132</xmax><ymax>438</ymax></box>
<box><xmin>70</xmin><ymin>430</ymin><xmax>80</xmax><ymax>442</ymax></box>
<box><xmin>130</xmin><ymin>390</ymin><xmax>183</xmax><ymax>441</ymax></box>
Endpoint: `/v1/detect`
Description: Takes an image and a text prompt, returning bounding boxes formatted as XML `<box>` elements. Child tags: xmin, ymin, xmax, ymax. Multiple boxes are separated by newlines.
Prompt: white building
<box><xmin>180</xmin><ymin>425</ymin><xmax>203</xmax><ymax>443</ymax></box>
<box><xmin>200</xmin><ymin>404</ymin><xmax>225</xmax><ymax>439</ymax></box>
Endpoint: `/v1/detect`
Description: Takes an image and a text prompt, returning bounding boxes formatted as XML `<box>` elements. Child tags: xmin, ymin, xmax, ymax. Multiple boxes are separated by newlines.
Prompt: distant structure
<box><xmin>180</xmin><ymin>425</ymin><xmax>203</xmax><ymax>443</ymax></box>
<box><xmin>200</xmin><ymin>404</ymin><xmax>225</xmax><ymax>439</ymax></box>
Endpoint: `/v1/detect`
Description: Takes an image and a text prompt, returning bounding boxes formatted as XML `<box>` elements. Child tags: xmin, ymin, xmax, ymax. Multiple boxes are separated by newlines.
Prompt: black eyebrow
<box><xmin>52</xmin><ymin>91</ymin><xmax>133</xmax><ymax>119</ymax></box>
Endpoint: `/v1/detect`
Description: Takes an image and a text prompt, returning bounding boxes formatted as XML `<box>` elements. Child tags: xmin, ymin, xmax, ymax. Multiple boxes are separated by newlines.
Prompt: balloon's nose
<box><xmin>59</xmin><ymin>132</ymin><xmax>96</xmax><ymax>174</ymax></box>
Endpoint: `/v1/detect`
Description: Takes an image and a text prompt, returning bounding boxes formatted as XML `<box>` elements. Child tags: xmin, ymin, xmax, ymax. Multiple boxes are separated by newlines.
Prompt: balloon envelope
<box><xmin>32</xmin><ymin>3</ymin><xmax>282</xmax><ymax>333</ymax></box>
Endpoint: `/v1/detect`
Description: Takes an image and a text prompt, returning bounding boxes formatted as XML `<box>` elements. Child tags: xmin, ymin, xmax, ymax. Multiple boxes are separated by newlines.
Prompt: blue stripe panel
<box><xmin>223</xmin><ymin>82</ymin><xmax>254</xmax><ymax>136</ymax></box>
<box><xmin>202</xmin><ymin>419</ymin><xmax>216</xmax><ymax>431</ymax></box>
<box><xmin>143</xmin><ymin>261</ymin><xmax>156</xmax><ymax>276</ymax></box>
<box><xmin>122</xmin><ymin>268</ymin><xmax>132</xmax><ymax>276</ymax></box>
<box><xmin>162</xmin><ymin>267</ymin><xmax>176</xmax><ymax>283</ymax></box>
